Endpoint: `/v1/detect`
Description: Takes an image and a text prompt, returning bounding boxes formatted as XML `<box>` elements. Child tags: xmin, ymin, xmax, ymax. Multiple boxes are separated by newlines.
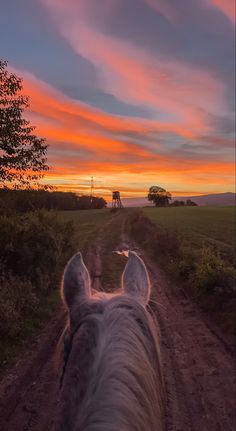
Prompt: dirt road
<box><xmin>0</xmin><ymin>215</ymin><xmax>235</xmax><ymax>430</ymax></box>
<box><xmin>147</xmin><ymin>258</ymin><xmax>235</xmax><ymax>431</ymax></box>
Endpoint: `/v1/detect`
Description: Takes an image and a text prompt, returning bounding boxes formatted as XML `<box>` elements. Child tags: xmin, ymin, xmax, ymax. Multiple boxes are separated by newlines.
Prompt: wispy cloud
<box><xmin>2</xmin><ymin>0</ymin><xmax>233</xmax><ymax>196</ymax></box>
<box><xmin>206</xmin><ymin>0</ymin><xmax>235</xmax><ymax>23</ymax></box>
<box><xmin>41</xmin><ymin>0</ymin><xmax>225</xmax><ymax>137</ymax></box>
<box><xmin>144</xmin><ymin>0</ymin><xmax>178</xmax><ymax>21</ymax></box>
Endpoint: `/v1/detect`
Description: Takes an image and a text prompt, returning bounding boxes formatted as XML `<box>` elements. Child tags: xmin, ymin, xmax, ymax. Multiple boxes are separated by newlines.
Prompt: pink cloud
<box><xmin>41</xmin><ymin>0</ymin><xmax>225</xmax><ymax>137</ymax></box>
<box><xmin>144</xmin><ymin>0</ymin><xmax>178</xmax><ymax>22</ymax></box>
<box><xmin>14</xmin><ymin>66</ymin><xmax>202</xmax><ymax>142</ymax></box>
<box><xmin>207</xmin><ymin>0</ymin><xmax>235</xmax><ymax>23</ymax></box>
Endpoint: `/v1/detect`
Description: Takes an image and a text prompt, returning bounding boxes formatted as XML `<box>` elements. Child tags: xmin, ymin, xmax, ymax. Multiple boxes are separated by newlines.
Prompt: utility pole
<box><xmin>90</xmin><ymin>176</ymin><xmax>94</xmax><ymax>207</ymax></box>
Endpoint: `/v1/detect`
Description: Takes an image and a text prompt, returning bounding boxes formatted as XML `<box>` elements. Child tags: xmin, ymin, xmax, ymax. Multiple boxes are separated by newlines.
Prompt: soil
<box><xmin>146</xmin><ymin>257</ymin><xmax>235</xmax><ymax>431</ymax></box>
<box><xmin>0</xmin><ymin>217</ymin><xmax>235</xmax><ymax>431</ymax></box>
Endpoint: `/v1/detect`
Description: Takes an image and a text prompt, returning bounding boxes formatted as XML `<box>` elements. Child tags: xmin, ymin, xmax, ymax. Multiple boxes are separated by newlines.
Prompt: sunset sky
<box><xmin>0</xmin><ymin>0</ymin><xmax>235</xmax><ymax>199</ymax></box>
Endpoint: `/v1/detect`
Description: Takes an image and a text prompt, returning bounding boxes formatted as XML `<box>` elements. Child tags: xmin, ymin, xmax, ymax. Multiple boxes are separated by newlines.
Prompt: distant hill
<box><xmin>172</xmin><ymin>192</ymin><xmax>235</xmax><ymax>206</ymax></box>
<box><xmin>121</xmin><ymin>197</ymin><xmax>152</xmax><ymax>207</ymax></box>
<box><xmin>121</xmin><ymin>192</ymin><xmax>235</xmax><ymax>207</ymax></box>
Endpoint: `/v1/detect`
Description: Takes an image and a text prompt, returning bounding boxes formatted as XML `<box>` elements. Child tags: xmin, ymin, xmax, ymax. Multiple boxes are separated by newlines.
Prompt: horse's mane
<box><xmin>55</xmin><ymin>294</ymin><xmax>164</xmax><ymax>431</ymax></box>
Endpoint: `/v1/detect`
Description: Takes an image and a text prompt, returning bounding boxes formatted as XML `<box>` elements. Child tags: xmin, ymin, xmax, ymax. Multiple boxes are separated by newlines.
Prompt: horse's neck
<box><xmin>73</xmin><ymin>320</ymin><xmax>162</xmax><ymax>431</ymax></box>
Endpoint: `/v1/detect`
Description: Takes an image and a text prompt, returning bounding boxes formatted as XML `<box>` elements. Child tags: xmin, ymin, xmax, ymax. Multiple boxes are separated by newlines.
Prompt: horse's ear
<box><xmin>122</xmin><ymin>251</ymin><xmax>151</xmax><ymax>305</ymax></box>
<box><xmin>61</xmin><ymin>252</ymin><xmax>91</xmax><ymax>312</ymax></box>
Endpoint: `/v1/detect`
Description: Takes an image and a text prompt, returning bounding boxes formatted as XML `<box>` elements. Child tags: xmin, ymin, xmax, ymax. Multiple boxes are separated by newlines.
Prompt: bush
<box><xmin>0</xmin><ymin>272</ymin><xmax>38</xmax><ymax>337</ymax></box>
<box><xmin>190</xmin><ymin>245</ymin><xmax>236</xmax><ymax>295</ymax></box>
<box><xmin>0</xmin><ymin>210</ymin><xmax>76</xmax><ymax>339</ymax></box>
<box><xmin>168</xmin><ymin>244</ymin><xmax>197</xmax><ymax>279</ymax></box>
<box><xmin>0</xmin><ymin>210</ymin><xmax>75</xmax><ymax>291</ymax></box>
<box><xmin>127</xmin><ymin>209</ymin><xmax>154</xmax><ymax>245</ymax></box>
<box><xmin>127</xmin><ymin>209</ymin><xmax>181</xmax><ymax>259</ymax></box>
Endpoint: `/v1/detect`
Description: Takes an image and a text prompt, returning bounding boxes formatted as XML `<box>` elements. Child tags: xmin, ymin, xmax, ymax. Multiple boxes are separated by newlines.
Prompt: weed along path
<box><xmin>0</xmin><ymin>211</ymin><xmax>235</xmax><ymax>431</ymax></box>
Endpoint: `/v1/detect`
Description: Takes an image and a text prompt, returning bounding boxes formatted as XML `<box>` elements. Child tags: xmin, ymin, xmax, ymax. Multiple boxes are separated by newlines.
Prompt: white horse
<box><xmin>55</xmin><ymin>250</ymin><xmax>164</xmax><ymax>431</ymax></box>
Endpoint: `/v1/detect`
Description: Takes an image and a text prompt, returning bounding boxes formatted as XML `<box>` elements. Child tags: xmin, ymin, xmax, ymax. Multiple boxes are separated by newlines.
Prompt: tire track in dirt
<box><xmin>86</xmin><ymin>215</ymin><xmax>114</xmax><ymax>289</ymax></box>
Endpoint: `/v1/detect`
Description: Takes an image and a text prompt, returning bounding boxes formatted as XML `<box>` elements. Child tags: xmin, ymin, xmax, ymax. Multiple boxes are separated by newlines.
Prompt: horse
<box><xmin>55</xmin><ymin>250</ymin><xmax>165</xmax><ymax>431</ymax></box>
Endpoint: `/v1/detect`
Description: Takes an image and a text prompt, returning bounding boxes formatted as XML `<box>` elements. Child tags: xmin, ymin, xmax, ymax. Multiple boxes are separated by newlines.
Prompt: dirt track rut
<box><xmin>0</xmin><ymin>215</ymin><xmax>235</xmax><ymax>430</ymax></box>
<box><xmin>147</xmin><ymin>260</ymin><xmax>235</xmax><ymax>431</ymax></box>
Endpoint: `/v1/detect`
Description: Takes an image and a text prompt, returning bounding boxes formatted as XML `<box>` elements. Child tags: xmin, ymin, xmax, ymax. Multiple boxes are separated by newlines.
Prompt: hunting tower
<box><xmin>112</xmin><ymin>191</ymin><xmax>123</xmax><ymax>209</ymax></box>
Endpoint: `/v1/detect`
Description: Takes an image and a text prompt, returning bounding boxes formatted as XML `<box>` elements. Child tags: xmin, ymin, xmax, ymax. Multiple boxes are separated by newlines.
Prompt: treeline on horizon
<box><xmin>0</xmin><ymin>189</ymin><xmax>107</xmax><ymax>213</ymax></box>
<box><xmin>170</xmin><ymin>199</ymin><xmax>197</xmax><ymax>207</ymax></box>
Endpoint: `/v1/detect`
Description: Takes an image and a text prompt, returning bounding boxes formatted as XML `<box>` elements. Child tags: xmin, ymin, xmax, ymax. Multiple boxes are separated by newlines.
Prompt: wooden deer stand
<box><xmin>112</xmin><ymin>191</ymin><xmax>123</xmax><ymax>209</ymax></box>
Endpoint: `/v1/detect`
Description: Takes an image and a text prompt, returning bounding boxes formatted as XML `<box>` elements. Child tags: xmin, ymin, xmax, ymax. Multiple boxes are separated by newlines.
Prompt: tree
<box><xmin>186</xmin><ymin>199</ymin><xmax>198</xmax><ymax>206</ymax></box>
<box><xmin>147</xmin><ymin>185</ymin><xmax>172</xmax><ymax>207</ymax></box>
<box><xmin>171</xmin><ymin>200</ymin><xmax>185</xmax><ymax>206</ymax></box>
<box><xmin>77</xmin><ymin>195</ymin><xmax>107</xmax><ymax>210</ymax></box>
<box><xmin>0</xmin><ymin>59</ymin><xmax>48</xmax><ymax>188</ymax></box>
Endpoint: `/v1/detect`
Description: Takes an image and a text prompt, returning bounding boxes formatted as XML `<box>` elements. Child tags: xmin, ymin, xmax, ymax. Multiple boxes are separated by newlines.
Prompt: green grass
<box><xmin>143</xmin><ymin>206</ymin><xmax>235</xmax><ymax>262</ymax></box>
<box><xmin>60</xmin><ymin>208</ymin><xmax>111</xmax><ymax>252</ymax></box>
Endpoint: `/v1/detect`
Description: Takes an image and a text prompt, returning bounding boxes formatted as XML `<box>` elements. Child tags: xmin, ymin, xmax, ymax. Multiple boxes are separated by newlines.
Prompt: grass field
<box><xmin>143</xmin><ymin>206</ymin><xmax>235</xmax><ymax>263</ymax></box>
<box><xmin>61</xmin><ymin>208</ymin><xmax>111</xmax><ymax>252</ymax></box>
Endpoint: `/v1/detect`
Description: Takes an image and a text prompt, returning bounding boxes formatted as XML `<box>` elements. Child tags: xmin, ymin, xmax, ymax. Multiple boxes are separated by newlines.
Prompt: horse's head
<box><xmin>56</xmin><ymin>251</ymin><xmax>164</xmax><ymax>431</ymax></box>
<box><xmin>62</xmin><ymin>250</ymin><xmax>151</xmax><ymax>319</ymax></box>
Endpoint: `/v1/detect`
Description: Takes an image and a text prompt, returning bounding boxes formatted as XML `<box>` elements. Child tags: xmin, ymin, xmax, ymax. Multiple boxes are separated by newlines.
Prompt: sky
<box><xmin>0</xmin><ymin>0</ymin><xmax>235</xmax><ymax>199</ymax></box>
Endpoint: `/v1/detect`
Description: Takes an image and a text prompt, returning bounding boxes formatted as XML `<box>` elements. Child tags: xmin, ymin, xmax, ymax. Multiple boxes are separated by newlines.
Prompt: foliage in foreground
<box><xmin>0</xmin><ymin>210</ymin><xmax>76</xmax><ymax>338</ymax></box>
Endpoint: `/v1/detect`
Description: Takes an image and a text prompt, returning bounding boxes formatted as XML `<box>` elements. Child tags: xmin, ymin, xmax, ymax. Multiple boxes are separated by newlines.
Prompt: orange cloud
<box><xmin>43</xmin><ymin>157</ymin><xmax>235</xmax><ymax>197</ymax></box>
<box><xmin>12</xmin><ymin>68</ymin><xmax>234</xmax><ymax>197</ymax></box>
<box><xmin>22</xmin><ymin>75</ymin><xmax>149</xmax><ymax>135</ymax></box>
<box><xmin>19</xmin><ymin>69</ymin><xmax>200</xmax><ymax>142</ymax></box>
<box><xmin>44</xmin><ymin>145</ymin><xmax>235</xmax><ymax>178</ymax></box>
